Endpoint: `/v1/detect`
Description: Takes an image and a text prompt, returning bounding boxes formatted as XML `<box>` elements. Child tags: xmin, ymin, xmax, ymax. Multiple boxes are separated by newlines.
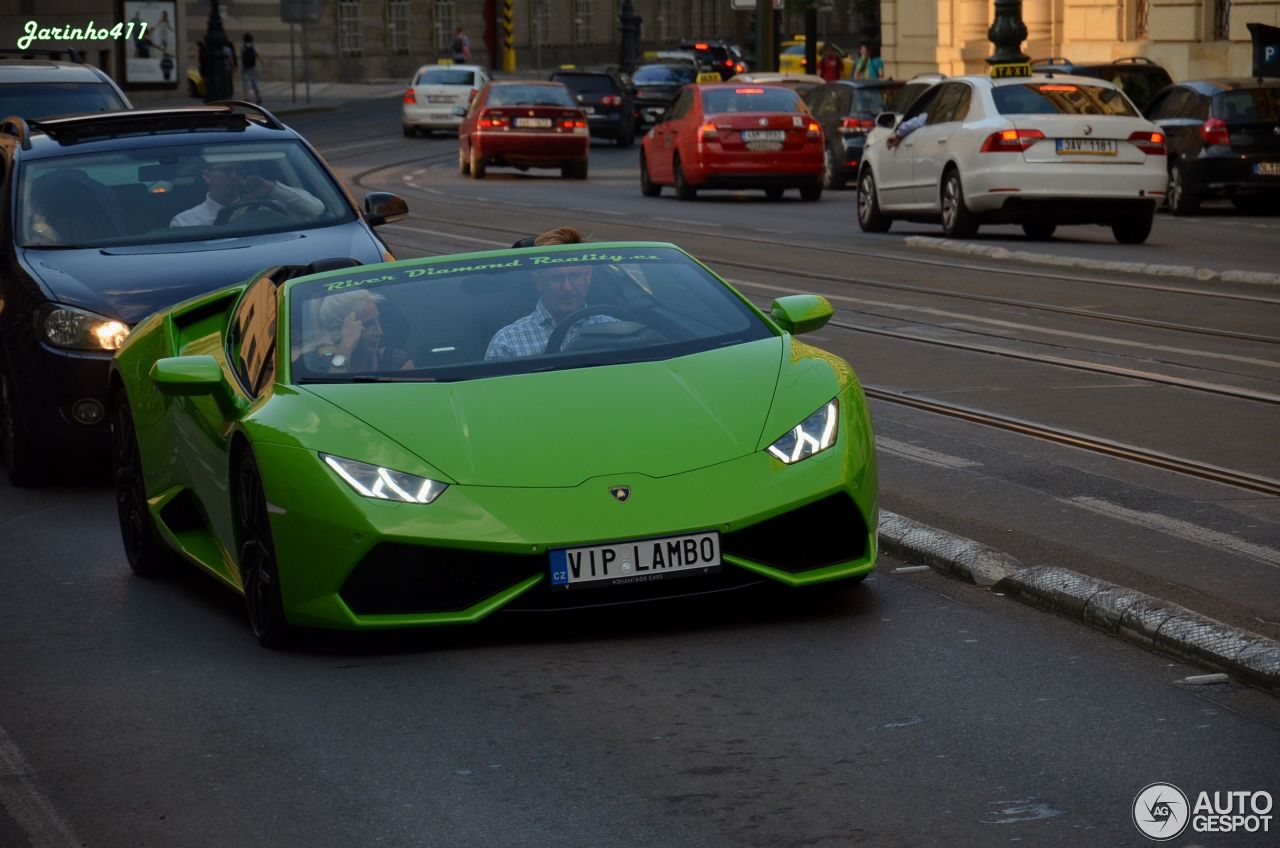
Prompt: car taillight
<box><xmin>980</xmin><ymin>128</ymin><xmax>1045</xmax><ymax>152</ymax></box>
<box><xmin>1128</xmin><ymin>130</ymin><xmax>1166</xmax><ymax>156</ymax></box>
<box><xmin>478</xmin><ymin>111</ymin><xmax>509</xmax><ymax>128</ymax></box>
<box><xmin>807</xmin><ymin>121</ymin><xmax>821</xmax><ymax>139</ymax></box>
<box><xmin>560</xmin><ymin>118</ymin><xmax>588</xmax><ymax>129</ymax></box>
<box><xmin>735</xmin><ymin>63</ymin><xmax>745</xmax><ymax>73</ymax></box>
<box><xmin>699</xmin><ymin>122</ymin><xmax>719</xmax><ymax>141</ymax></box>
<box><xmin>840</xmin><ymin>117</ymin><xmax>875</xmax><ymax>133</ymax></box>
<box><xmin>724</xmin><ymin>59</ymin><xmax>734</xmax><ymax>67</ymax></box>
<box><xmin>1200</xmin><ymin>117</ymin><xmax>1230</xmax><ymax>146</ymax></box>
<box><xmin>599</xmin><ymin>95</ymin><xmax>622</xmax><ymax>106</ymax></box>
<box><xmin>469</xmin><ymin>88</ymin><xmax>478</xmax><ymax>101</ymax></box>
<box><xmin>403</xmin><ymin>88</ymin><xmax>416</xmax><ymax>104</ymax></box>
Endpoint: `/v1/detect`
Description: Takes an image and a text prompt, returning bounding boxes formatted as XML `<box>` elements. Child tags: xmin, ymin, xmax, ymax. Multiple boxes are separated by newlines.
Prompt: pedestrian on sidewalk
<box><xmin>241</xmin><ymin>33</ymin><xmax>264</xmax><ymax>104</ymax></box>
<box><xmin>451</xmin><ymin>27</ymin><xmax>471</xmax><ymax>63</ymax></box>
<box><xmin>818</xmin><ymin>45</ymin><xmax>842</xmax><ymax>82</ymax></box>
<box><xmin>853</xmin><ymin>43</ymin><xmax>883</xmax><ymax>80</ymax></box>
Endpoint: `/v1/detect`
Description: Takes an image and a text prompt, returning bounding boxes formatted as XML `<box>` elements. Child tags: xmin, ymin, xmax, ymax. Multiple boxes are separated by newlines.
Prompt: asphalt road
<box><xmin>1</xmin><ymin>95</ymin><xmax>1278</xmax><ymax>847</ymax></box>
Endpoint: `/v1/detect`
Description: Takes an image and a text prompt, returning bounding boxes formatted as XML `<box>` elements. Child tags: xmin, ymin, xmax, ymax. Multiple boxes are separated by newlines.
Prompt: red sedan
<box><xmin>640</xmin><ymin>84</ymin><xmax>825</xmax><ymax>201</ymax></box>
<box><xmin>459</xmin><ymin>81</ymin><xmax>590</xmax><ymax>179</ymax></box>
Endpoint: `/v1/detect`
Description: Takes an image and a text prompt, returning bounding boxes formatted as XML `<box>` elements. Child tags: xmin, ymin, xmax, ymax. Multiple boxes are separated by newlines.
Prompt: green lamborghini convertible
<box><xmin>110</xmin><ymin>243</ymin><xmax>878</xmax><ymax>647</ymax></box>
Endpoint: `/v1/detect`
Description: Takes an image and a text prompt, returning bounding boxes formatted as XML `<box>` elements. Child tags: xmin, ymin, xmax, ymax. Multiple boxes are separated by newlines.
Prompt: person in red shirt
<box><xmin>818</xmin><ymin>45</ymin><xmax>842</xmax><ymax>82</ymax></box>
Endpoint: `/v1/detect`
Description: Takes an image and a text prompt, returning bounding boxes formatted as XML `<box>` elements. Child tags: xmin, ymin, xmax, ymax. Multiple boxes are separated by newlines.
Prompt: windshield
<box><xmin>851</xmin><ymin>86</ymin><xmax>904</xmax><ymax>114</ymax></box>
<box><xmin>289</xmin><ymin>246</ymin><xmax>773</xmax><ymax>383</ymax></box>
<box><xmin>0</xmin><ymin>82</ymin><xmax>126</xmax><ymax>119</ymax></box>
<box><xmin>18</xmin><ymin>140</ymin><xmax>354</xmax><ymax>249</ymax></box>
<box><xmin>703</xmin><ymin>88</ymin><xmax>804</xmax><ymax>114</ymax></box>
<box><xmin>633</xmin><ymin>65</ymin><xmax>696</xmax><ymax>86</ymax></box>
<box><xmin>487</xmin><ymin>84</ymin><xmax>575</xmax><ymax>107</ymax></box>
<box><xmin>992</xmin><ymin>82</ymin><xmax>1138</xmax><ymax>116</ymax></box>
<box><xmin>553</xmin><ymin>75</ymin><xmax>617</xmax><ymax>95</ymax></box>
<box><xmin>415</xmin><ymin>68</ymin><xmax>476</xmax><ymax>86</ymax></box>
<box><xmin>1213</xmin><ymin>87</ymin><xmax>1280</xmax><ymax>122</ymax></box>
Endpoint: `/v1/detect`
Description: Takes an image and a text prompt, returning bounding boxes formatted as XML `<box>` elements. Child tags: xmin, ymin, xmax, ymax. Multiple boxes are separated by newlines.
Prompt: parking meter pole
<box><xmin>303</xmin><ymin>20</ymin><xmax>311</xmax><ymax>105</ymax></box>
<box><xmin>756</xmin><ymin>0</ymin><xmax>774</xmax><ymax>73</ymax></box>
<box><xmin>804</xmin><ymin>5</ymin><xmax>817</xmax><ymax>75</ymax></box>
<box><xmin>202</xmin><ymin>2</ymin><xmax>231</xmax><ymax>102</ymax></box>
<box><xmin>619</xmin><ymin>0</ymin><xmax>641</xmax><ymax>70</ymax></box>
<box><xmin>290</xmin><ymin>23</ymin><xmax>296</xmax><ymax>104</ymax></box>
<box><xmin>986</xmin><ymin>0</ymin><xmax>1029</xmax><ymax>66</ymax></box>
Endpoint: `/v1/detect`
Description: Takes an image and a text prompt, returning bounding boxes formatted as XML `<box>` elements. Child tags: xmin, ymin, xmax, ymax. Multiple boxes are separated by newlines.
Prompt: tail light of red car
<box><xmin>980</xmin><ymin>128</ymin><xmax>1045</xmax><ymax>152</ymax></box>
<box><xmin>478</xmin><ymin>111</ymin><xmax>509</xmax><ymax>128</ymax></box>
<box><xmin>599</xmin><ymin>95</ymin><xmax>622</xmax><ymax>106</ymax></box>
<box><xmin>560</xmin><ymin>117</ymin><xmax>589</xmax><ymax>130</ymax></box>
<box><xmin>1199</xmin><ymin>117</ymin><xmax>1230</xmax><ymax>146</ymax></box>
<box><xmin>698</xmin><ymin>122</ymin><xmax>719</xmax><ymax>141</ymax></box>
<box><xmin>403</xmin><ymin>88</ymin><xmax>416</xmax><ymax>104</ymax></box>
<box><xmin>1128</xmin><ymin>130</ymin><xmax>1166</xmax><ymax>156</ymax></box>
<box><xmin>806</xmin><ymin>120</ymin><xmax>822</xmax><ymax>140</ymax></box>
<box><xmin>840</xmin><ymin>117</ymin><xmax>875</xmax><ymax>133</ymax></box>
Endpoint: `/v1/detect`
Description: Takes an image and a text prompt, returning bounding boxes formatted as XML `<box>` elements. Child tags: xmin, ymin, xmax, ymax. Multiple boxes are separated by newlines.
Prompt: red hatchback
<box><xmin>459</xmin><ymin>81</ymin><xmax>590</xmax><ymax>179</ymax></box>
<box><xmin>640</xmin><ymin>84</ymin><xmax>824</xmax><ymax>201</ymax></box>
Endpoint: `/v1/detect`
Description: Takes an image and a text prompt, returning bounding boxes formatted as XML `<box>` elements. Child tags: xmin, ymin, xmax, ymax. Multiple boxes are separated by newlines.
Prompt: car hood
<box><xmin>301</xmin><ymin>338</ymin><xmax>785</xmax><ymax>487</ymax></box>
<box><xmin>19</xmin><ymin>225</ymin><xmax>381</xmax><ymax>325</ymax></box>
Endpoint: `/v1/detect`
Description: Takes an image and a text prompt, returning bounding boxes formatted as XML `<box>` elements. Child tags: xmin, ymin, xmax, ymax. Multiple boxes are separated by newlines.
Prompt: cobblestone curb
<box><xmin>903</xmin><ymin>235</ymin><xmax>1280</xmax><ymax>287</ymax></box>
<box><xmin>879</xmin><ymin>510</ymin><xmax>1280</xmax><ymax>695</ymax></box>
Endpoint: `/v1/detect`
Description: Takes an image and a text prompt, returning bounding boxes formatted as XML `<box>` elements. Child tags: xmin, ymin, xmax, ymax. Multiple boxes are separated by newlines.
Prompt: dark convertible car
<box><xmin>0</xmin><ymin>104</ymin><xmax>407</xmax><ymax>485</ymax></box>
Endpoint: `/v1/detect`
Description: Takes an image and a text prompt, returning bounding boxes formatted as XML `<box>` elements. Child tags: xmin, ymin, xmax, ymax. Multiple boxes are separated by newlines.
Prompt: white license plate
<box><xmin>427</xmin><ymin>95</ymin><xmax>453</xmax><ymax>103</ymax></box>
<box><xmin>1255</xmin><ymin>162</ymin><xmax>1280</xmax><ymax>176</ymax></box>
<box><xmin>428</xmin><ymin>113</ymin><xmax>449</xmax><ymax>120</ymax></box>
<box><xmin>581</xmin><ymin>106</ymin><xmax>595</xmax><ymax>114</ymax></box>
<box><xmin>1057</xmin><ymin>138</ymin><xmax>1117</xmax><ymax>156</ymax></box>
<box><xmin>742</xmin><ymin>130</ymin><xmax>785</xmax><ymax>142</ymax></box>
<box><xmin>515</xmin><ymin>117</ymin><xmax>553</xmax><ymax>128</ymax></box>
<box><xmin>549</xmin><ymin>531</ymin><xmax>721</xmax><ymax>589</ymax></box>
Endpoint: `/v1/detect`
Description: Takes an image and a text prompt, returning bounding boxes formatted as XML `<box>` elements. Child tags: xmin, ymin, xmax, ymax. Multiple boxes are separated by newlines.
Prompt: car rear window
<box><xmin>1213</xmin><ymin>88</ymin><xmax>1280</xmax><ymax>122</ymax></box>
<box><xmin>415</xmin><ymin>69</ymin><xmax>476</xmax><ymax>86</ymax></box>
<box><xmin>0</xmin><ymin>82</ymin><xmax>126</xmax><ymax>119</ymax></box>
<box><xmin>486</xmin><ymin>85</ymin><xmax>575</xmax><ymax>107</ymax></box>
<box><xmin>633</xmin><ymin>65</ymin><xmax>697</xmax><ymax>85</ymax></box>
<box><xmin>702</xmin><ymin>87</ymin><xmax>803</xmax><ymax>114</ymax></box>
<box><xmin>552</xmin><ymin>74</ymin><xmax>617</xmax><ymax>95</ymax></box>
<box><xmin>992</xmin><ymin>82</ymin><xmax>1138</xmax><ymax>116</ymax></box>
<box><xmin>851</xmin><ymin>86</ymin><xmax>904</xmax><ymax>115</ymax></box>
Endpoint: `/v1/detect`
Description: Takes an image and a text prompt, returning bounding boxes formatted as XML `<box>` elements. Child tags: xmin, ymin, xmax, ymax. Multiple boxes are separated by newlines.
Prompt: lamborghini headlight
<box><xmin>321</xmin><ymin>454</ymin><xmax>448</xmax><ymax>504</ymax></box>
<box><xmin>766</xmin><ymin>399</ymin><xmax>839</xmax><ymax>464</ymax></box>
<box><xmin>39</xmin><ymin>305</ymin><xmax>129</xmax><ymax>351</ymax></box>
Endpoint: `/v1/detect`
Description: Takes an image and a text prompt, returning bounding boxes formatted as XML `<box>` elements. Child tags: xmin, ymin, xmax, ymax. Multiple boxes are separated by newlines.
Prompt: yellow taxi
<box><xmin>779</xmin><ymin>38</ymin><xmax>853</xmax><ymax>79</ymax></box>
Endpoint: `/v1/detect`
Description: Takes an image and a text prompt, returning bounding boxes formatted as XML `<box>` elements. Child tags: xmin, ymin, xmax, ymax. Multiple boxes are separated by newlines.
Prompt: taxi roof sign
<box><xmin>696</xmin><ymin>72</ymin><xmax>724</xmax><ymax>83</ymax></box>
<box><xmin>990</xmin><ymin>63</ymin><xmax>1032</xmax><ymax>79</ymax></box>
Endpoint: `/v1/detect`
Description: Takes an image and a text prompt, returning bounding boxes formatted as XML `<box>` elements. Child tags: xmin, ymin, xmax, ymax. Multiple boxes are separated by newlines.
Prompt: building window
<box><xmin>574</xmin><ymin>0</ymin><xmax>593</xmax><ymax>44</ymax></box>
<box><xmin>1214</xmin><ymin>0</ymin><xmax>1230</xmax><ymax>40</ymax></box>
<box><xmin>534</xmin><ymin>0</ymin><xmax>552</xmax><ymax>46</ymax></box>
<box><xmin>658</xmin><ymin>0</ymin><xmax>674</xmax><ymax>41</ymax></box>
<box><xmin>435</xmin><ymin>0</ymin><xmax>455</xmax><ymax>51</ymax></box>
<box><xmin>1135</xmin><ymin>0</ymin><xmax>1150</xmax><ymax>39</ymax></box>
<box><xmin>338</xmin><ymin>0</ymin><xmax>361</xmax><ymax>57</ymax></box>
<box><xmin>389</xmin><ymin>0</ymin><xmax>410</xmax><ymax>54</ymax></box>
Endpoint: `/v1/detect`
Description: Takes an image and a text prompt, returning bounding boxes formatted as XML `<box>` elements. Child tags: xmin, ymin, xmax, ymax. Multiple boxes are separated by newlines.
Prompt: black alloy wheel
<box><xmin>1112</xmin><ymin>212</ymin><xmax>1154</xmax><ymax>245</ymax></box>
<box><xmin>1021</xmin><ymin>222</ymin><xmax>1057</xmax><ymax>240</ymax></box>
<box><xmin>856</xmin><ymin>169</ymin><xmax>892</xmax><ymax>233</ymax></box>
<box><xmin>112</xmin><ymin>395</ymin><xmax>177</xmax><ymax>576</ymax></box>
<box><xmin>0</xmin><ymin>367</ymin><xmax>42</xmax><ymax>488</ymax></box>
<box><xmin>236</xmin><ymin>448</ymin><xmax>294</xmax><ymax>649</ymax></box>
<box><xmin>940</xmin><ymin>169</ymin><xmax>979</xmax><ymax>238</ymax></box>
<box><xmin>1166</xmin><ymin>161</ymin><xmax>1199</xmax><ymax>215</ymax></box>
<box><xmin>640</xmin><ymin>152</ymin><xmax>661</xmax><ymax>197</ymax></box>
<box><xmin>674</xmin><ymin>156</ymin><xmax>696</xmax><ymax>201</ymax></box>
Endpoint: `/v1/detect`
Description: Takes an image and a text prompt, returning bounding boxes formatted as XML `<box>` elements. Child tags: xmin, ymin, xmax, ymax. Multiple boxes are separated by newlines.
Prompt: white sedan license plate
<box><xmin>515</xmin><ymin>117</ymin><xmax>553</xmax><ymax>128</ymax></box>
<box><xmin>1057</xmin><ymin>138</ymin><xmax>1116</xmax><ymax>156</ymax></box>
<box><xmin>427</xmin><ymin>95</ymin><xmax>453</xmax><ymax>103</ymax></box>
<box><xmin>1255</xmin><ymin>162</ymin><xmax>1280</xmax><ymax>176</ymax></box>
<box><xmin>549</xmin><ymin>531</ymin><xmax>721</xmax><ymax>589</ymax></box>
<box><xmin>742</xmin><ymin>130</ymin><xmax>785</xmax><ymax>142</ymax></box>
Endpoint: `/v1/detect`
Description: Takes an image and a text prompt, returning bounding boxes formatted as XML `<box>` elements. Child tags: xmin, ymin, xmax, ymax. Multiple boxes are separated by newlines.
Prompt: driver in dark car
<box><xmin>485</xmin><ymin>226</ymin><xmax>618</xmax><ymax>360</ymax></box>
<box><xmin>170</xmin><ymin>157</ymin><xmax>324</xmax><ymax>227</ymax></box>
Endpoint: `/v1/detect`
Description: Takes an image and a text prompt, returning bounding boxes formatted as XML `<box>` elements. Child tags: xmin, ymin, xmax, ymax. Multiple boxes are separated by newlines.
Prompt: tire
<box><xmin>235</xmin><ymin>447</ymin><xmax>295</xmax><ymax>649</ymax></box>
<box><xmin>856</xmin><ymin>168</ymin><xmax>892</xmax><ymax>233</ymax></box>
<box><xmin>561</xmin><ymin>158</ymin><xmax>588</xmax><ymax>180</ymax></box>
<box><xmin>402</xmin><ymin>125</ymin><xmax>415</xmax><ymax>138</ymax></box>
<box><xmin>822</xmin><ymin>144</ymin><xmax>845</xmax><ymax>190</ymax></box>
<box><xmin>764</xmin><ymin>187</ymin><xmax>785</xmax><ymax>201</ymax></box>
<box><xmin>469</xmin><ymin>146</ymin><xmax>486</xmax><ymax>179</ymax></box>
<box><xmin>616</xmin><ymin>122</ymin><xmax>634</xmax><ymax>148</ymax></box>
<box><xmin>799</xmin><ymin>182</ymin><xmax>823</xmax><ymax>202</ymax></box>
<box><xmin>940</xmin><ymin>169</ymin><xmax>979</xmax><ymax>238</ymax></box>
<box><xmin>1021</xmin><ymin>222</ymin><xmax>1057</xmax><ymax>240</ymax></box>
<box><xmin>458</xmin><ymin>145</ymin><xmax>470</xmax><ymax>176</ymax></box>
<box><xmin>0</xmin><ymin>366</ymin><xmax>43</xmax><ymax>488</ymax></box>
<box><xmin>1166</xmin><ymin>161</ymin><xmax>1199</xmax><ymax>216</ymax></box>
<box><xmin>112</xmin><ymin>394</ymin><xmax>178</xmax><ymax>577</ymax></box>
<box><xmin>1112</xmin><ymin>212</ymin><xmax>1154</xmax><ymax>245</ymax></box>
<box><xmin>674</xmin><ymin>156</ymin><xmax>696</xmax><ymax>201</ymax></box>
<box><xmin>640</xmin><ymin>151</ymin><xmax>661</xmax><ymax>197</ymax></box>
<box><xmin>419</xmin><ymin>128</ymin><xmax>433</xmax><ymax>138</ymax></box>
<box><xmin>1232</xmin><ymin>196</ymin><xmax>1272</xmax><ymax>214</ymax></box>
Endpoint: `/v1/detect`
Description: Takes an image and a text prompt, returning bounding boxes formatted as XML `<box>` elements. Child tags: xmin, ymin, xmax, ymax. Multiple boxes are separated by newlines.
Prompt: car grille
<box><xmin>339</xmin><ymin>543</ymin><xmax>544</xmax><ymax>615</ymax></box>
<box><xmin>721</xmin><ymin>493</ymin><xmax>868</xmax><ymax>572</ymax></box>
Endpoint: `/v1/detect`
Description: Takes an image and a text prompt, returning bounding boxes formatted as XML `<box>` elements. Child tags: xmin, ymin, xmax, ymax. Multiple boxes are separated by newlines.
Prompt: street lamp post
<box><xmin>986</xmin><ymin>0</ymin><xmax>1029</xmax><ymax>66</ymax></box>
<box><xmin>619</xmin><ymin>0</ymin><xmax>641</xmax><ymax>70</ymax></box>
<box><xmin>203</xmin><ymin>2</ymin><xmax>232</xmax><ymax>101</ymax></box>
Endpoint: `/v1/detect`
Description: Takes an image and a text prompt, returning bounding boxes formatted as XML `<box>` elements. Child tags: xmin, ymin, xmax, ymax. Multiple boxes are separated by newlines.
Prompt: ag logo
<box><xmin>1133</xmin><ymin>783</ymin><xmax>1190</xmax><ymax>841</ymax></box>
<box><xmin>608</xmin><ymin>485</ymin><xmax>631</xmax><ymax>503</ymax></box>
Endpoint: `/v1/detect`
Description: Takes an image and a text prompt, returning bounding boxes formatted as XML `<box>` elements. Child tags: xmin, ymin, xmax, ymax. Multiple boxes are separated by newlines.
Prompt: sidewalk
<box><xmin>126</xmin><ymin>79</ymin><xmax>408</xmax><ymax>116</ymax></box>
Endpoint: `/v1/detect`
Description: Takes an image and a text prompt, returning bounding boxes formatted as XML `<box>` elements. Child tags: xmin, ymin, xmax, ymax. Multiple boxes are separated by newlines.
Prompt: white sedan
<box><xmin>402</xmin><ymin>64</ymin><xmax>490</xmax><ymax>136</ymax></box>
<box><xmin>856</xmin><ymin>73</ymin><xmax>1168</xmax><ymax>243</ymax></box>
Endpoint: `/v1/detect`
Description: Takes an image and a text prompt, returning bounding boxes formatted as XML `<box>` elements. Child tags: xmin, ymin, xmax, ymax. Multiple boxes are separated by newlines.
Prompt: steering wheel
<box><xmin>543</xmin><ymin>304</ymin><xmax>649</xmax><ymax>354</ymax></box>
<box><xmin>214</xmin><ymin>197</ymin><xmax>290</xmax><ymax>225</ymax></box>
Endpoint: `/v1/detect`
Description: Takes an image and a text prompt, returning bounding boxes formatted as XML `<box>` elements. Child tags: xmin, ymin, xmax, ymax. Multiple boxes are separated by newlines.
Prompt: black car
<box><xmin>548</xmin><ymin>68</ymin><xmax>635</xmax><ymax>146</ymax></box>
<box><xmin>0</xmin><ymin>105</ymin><xmax>408</xmax><ymax>485</ymax></box>
<box><xmin>1029</xmin><ymin>56</ymin><xmax>1172</xmax><ymax>111</ymax></box>
<box><xmin>1144</xmin><ymin>79</ymin><xmax>1280</xmax><ymax>215</ymax></box>
<box><xmin>0</xmin><ymin>48</ymin><xmax>131</xmax><ymax>118</ymax></box>
<box><xmin>804</xmin><ymin>80</ymin><xmax>905</xmax><ymax>189</ymax></box>
<box><xmin>677</xmin><ymin>40</ymin><xmax>747</xmax><ymax>80</ymax></box>
<box><xmin>630</xmin><ymin>62</ymin><xmax>699</xmax><ymax>128</ymax></box>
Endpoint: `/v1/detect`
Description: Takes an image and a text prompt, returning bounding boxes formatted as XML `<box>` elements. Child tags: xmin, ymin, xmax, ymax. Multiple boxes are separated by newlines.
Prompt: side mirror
<box><xmin>363</xmin><ymin>192</ymin><xmax>408</xmax><ymax>227</ymax></box>
<box><xmin>451</xmin><ymin>105</ymin><xmax>467</xmax><ymax>117</ymax></box>
<box><xmin>771</xmin><ymin>295</ymin><xmax>833</xmax><ymax>335</ymax></box>
<box><xmin>875</xmin><ymin>111</ymin><xmax>898</xmax><ymax>129</ymax></box>
<box><xmin>150</xmin><ymin>355</ymin><xmax>223</xmax><ymax>396</ymax></box>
